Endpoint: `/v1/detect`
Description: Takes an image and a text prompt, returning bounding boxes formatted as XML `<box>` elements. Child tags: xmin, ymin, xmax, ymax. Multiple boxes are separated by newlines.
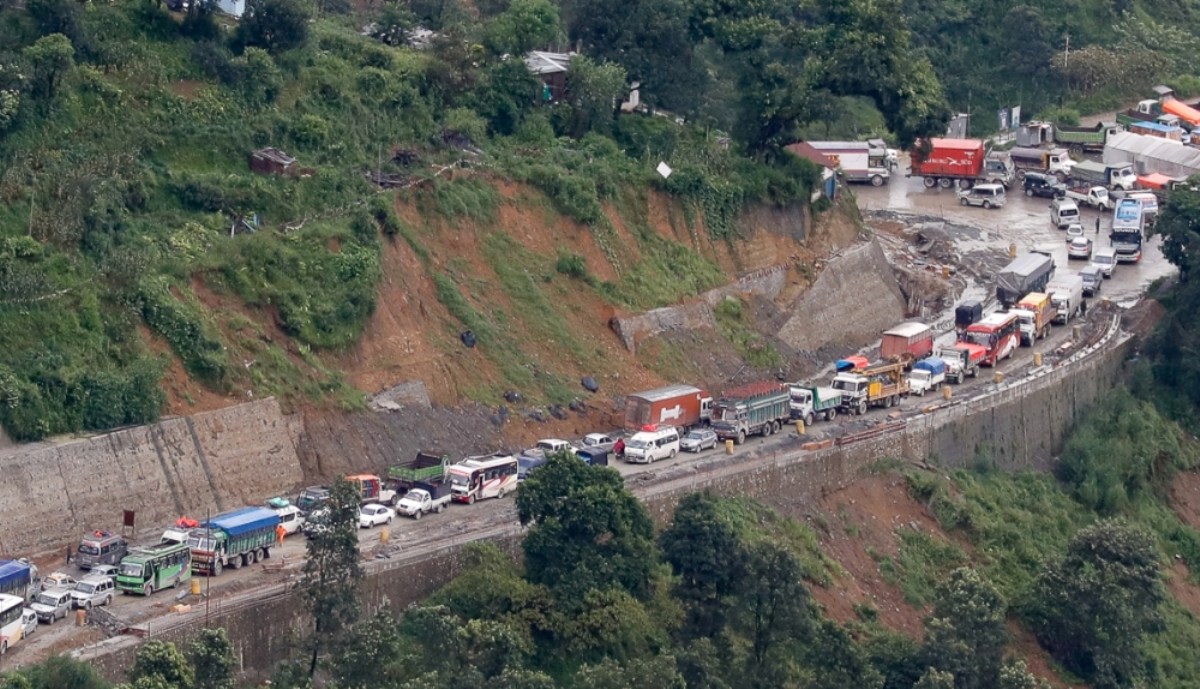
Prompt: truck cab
<box><xmin>936</xmin><ymin>345</ymin><xmax>983</xmax><ymax>384</ymax></box>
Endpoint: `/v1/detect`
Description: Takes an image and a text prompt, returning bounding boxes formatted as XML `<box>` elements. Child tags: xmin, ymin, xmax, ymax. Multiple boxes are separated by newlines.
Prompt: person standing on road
<box><xmin>1095</xmin><ymin>217</ymin><xmax>1100</xmax><ymax>234</ymax></box>
<box><xmin>276</xmin><ymin>523</ymin><xmax>286</xmax><ymax>546</ymax></box>
<box><xmin>614</xmin><ymin>437</ymin><xmax>625</xmax><ymax>459</ymax></box>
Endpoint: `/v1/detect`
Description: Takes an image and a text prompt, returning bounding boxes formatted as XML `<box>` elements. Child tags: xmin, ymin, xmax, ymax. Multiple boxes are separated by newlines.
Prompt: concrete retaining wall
<box><xmin>80</xmin><ymin>318</ymin><xmax>1132</xmax><ymax>683</ymax></box>
<box><xmin>0</xmin><ymin>398</ymin><xmax>304</xmax><ymax>557</ymax></box>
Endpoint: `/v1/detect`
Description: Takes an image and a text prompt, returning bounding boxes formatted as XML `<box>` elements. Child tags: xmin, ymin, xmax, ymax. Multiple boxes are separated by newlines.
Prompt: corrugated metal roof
<box><xmin>883</xmin><ymin>322</ymin><xmax>931</xmax><ymax>338</ymax></box>
<box><xmin>1107</xmin><ymin>132</ymin><xmax>1200</xmax><ymax>168</ymax></box>
<box><xmin>807</xmin><ymin>141</ymin><xmax>870</xmax><ymax>151</ymax></box>
<box><xmin>630</xmin><ymin>384</ymin><xmax>703</xmax><ymax>402</ymax></box>
<box><xmin>929</xmin><ymin>138</ymin><xmax>982</xmax><ymax>150</ymax></box>
<box><xmin>523</xmin><ymin>51</ymin><xmax>572</xmax><ymax>75</ymax></box>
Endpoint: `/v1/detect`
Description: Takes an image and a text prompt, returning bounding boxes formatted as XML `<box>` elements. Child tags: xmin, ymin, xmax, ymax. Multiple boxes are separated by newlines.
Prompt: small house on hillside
<box><xmin>784</xmin><ymin>142</ymin><xmax>838</xmax><ymax>201</ymax></box>
<box><xmin>216</xmin><ymin>0</ymin><xmax>246</xmax><ymax>17</ymax></box>
<box><xmin>524</xmin><ymin>51</ymin><xmax>573</xmax><ymax>102</ymax></box>
<box><xmin>249</xmin><ymin>147</ymin><xmax>297</xmax><ymax>176</ymax></box>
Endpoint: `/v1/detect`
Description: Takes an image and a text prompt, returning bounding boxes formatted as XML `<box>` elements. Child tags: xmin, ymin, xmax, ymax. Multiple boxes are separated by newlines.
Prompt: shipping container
<box><xmin>881</xmin><ymin>322</ymin><xmax>933</xmax><ymax>366</ymax></box>
<box><xmin>623</xmin><ymin>384</ymin><xmax>713</xmax><ymax>431</ymax></box>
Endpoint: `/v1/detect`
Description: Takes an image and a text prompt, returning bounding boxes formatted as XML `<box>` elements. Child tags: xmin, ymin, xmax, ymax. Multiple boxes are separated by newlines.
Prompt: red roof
<box><xmin>721</xmin><ymin>380</ymin><xmax>786</xmax><ymax>399</ymax></box>
<box><xmin>785</xmin><ymin>142</ymin><xmax>837</xmax><ymax>169</ymax></box>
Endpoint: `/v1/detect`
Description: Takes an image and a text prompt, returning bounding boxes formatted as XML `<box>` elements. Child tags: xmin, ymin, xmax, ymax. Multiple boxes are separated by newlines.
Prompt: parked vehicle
<box><xmin>910</xmin><ymin>138</ymin><xmax>1015</xmax><ymax>189</ymax></box>
<box><xmin>881</xmin><ymin>322</ymin><xmax>934</xmax><ymax>367</ymax></box>
<box><xmin>833</xmin><ymin>362</ymin><xmax>910</xmax><ymax>415</ymax></box>
<box><xmin>1050</xmin><ymin>198</ymin><xmax>1080</xmax><ymax>228</ymax></box>
<box><xmin>448</xmin><ymin>453</ymin><xmax>519</xmax><ymax>503</ymax></box>
<box><xmin>1010</xmin><ymin>146</ymin><xmax>1073</xmax><ymax>181</ymax></box>
<box><xmin>116</xmin><ymin>542</ymin><xmax>191</xmax><ymax>596</ymax></box>
<box><xmin>70</xmin><ymin>575</ymin><xmax>115</xmax><ymax>609</ymax></box>
<box><xmin>1071</xmin><ymin>160</ymin><xmax>1137</xmax><ymax>192</ymax></box>
<box><xmin>41</xmin><ymin>572</ymin><xmax>75</xmax><ymax>592</ymax></box>
<box><xmin>1092</xmin><ymin>247</ymin><xmax>1117</xmax><ymax>277</ymax></box>
<box><xmin>623</xmin><ymin>385</ymin><xmax>712</xmax><ymax>432</ymax></box>
<box><xmin>358</xmin><ymin>504</ymin><xmax>395</xmax><ymax>528</ymax></box>
<box><xmin>1111</xmin><ymin>197</ymin><xmax>1145</xmax><ymax>263</ymax></box>
<box><xmin>0</xmin><ymin>594</ymin><xmax>36</xmax><ymax>654</ymax></box>
<box><xmin>955</xmin><ymin>300</ymin><xmax>983</xmax><ymax>335</ymax></box>
<box><xmin>710</xmin><ymin>381</ymin><xmax>792</xmax><ymax>445</ymax></box>
<box><xmin>788</xmin><ymin>385</ymin><xmax>842</xmax><ymax>425</ymax></box>
<box><xmin>346</xmin><ymin>474</ymin><xmax>399</xmax><ymax>506</ymax></box>
<box><xmin>680</xmin><ymin>428</ymin><xmax>719</xmax><ymax>453</ymax></box>
<box><xmin>1047</xmin><ymin>275</ymin><xmax>1085</xmax><ymax>324</ymax></box>
<box><xmin>388</xmin><ymin>452</ymin><xmax>450</xmax><ymax>492</ymax></box>
<box><xmin>1067</xmin><ymin>236</ymin><xmax>1093</xmax><ymax>259</ymax></box>
<box><xmin>1117</xmin><ymin>100</ymin><xmax>1182</xmax><ymax>129</ymax></box>
<box><xmin>89</xmin><ymin>565</ymin><xmax>119</xmax><ymax>583</ymax></box>
<box><xmin>580</xmin><ymin>433</ymin><xmax>617</xmax><ymax>451</ymax></box>
<box><xmin>1066</xmin><ymin>224</ymin><xmax>1085</xmax><ymax>241</ymax></box>
<box><xmin>957</xmin><ymin>183</ymin><xmax>1007</xmax><ymax>208</ymax></box>
<box><xmin>1054</xmin><ymin>121</ymin><xmax>1122</xmax><ymax>155</ymax></box>
<box><xmin>624</xmin><ymin>427</ymin><xmax>682</xmax><ymax>463</ymax></box>
<box><xmin>267</xmin><ymin>497</ymin><xmax>305</xmax><ymax>535</ymax></box>
<box><xmin>1062</xmin><ymin>183</ymin><xmax>1114</xmax><ymax>211</ymax></box>
<box><xmin>30</xmin><ymin>588</ymin><xmax>71</xmax><ymax>624</ymax></box>
<box><xmin>188</xmin><ymin>507</ymin><xmax>279</xmax><ymax>576</ymax></box>
<box><xmin>962</xmin><ymin>312</ymin><xmax>1020</xmax><ymax>366</ymax></box>
<box><xmin>574</xmin><ymin>448</ymin><xmax>610</xmax><ymax>466</ymax></box>
<box><xmin>295</xmin><ymin>486</ymin><xmax>331</xmax><ymax>515</ymax></box>
<box><xmin>908</xmin><ymin>358</ymin><xmax>946</xmax><ymax>396</ymax></box>
<box><xmin>1079</xmin><ymin>266</ymin><xmax>1103</xmax><ymax>296</ymax></box>
<box><xmin>1014</xmin><ymin>292</ymin><xmax>1054</xmax><ymax>345</ymax></box>
<box><xmin>1127</xmin><ymin>191</ymin><xmax>1159</xmax><ymax>228</ymax></box>
<box><xmin>1024</xmin><ymin>172</ymin><xmax>1064</xmax><ymax>199</ymax></box>
<box><xmin>805</xmin><ymin>140</ymin><xmax>891</xmax><ymax>186</ymax></box>
<box><xmin>0</xmin><ymin>560</ymin><xmax>39</xmax><ymax>603</ymax></box>
<box><xmin>394</xmin><ymin>481</ymin><xmax>452</xmax><ymax>519</ymax></box>
<box><xmin>76</xmin><ymin>531</ymin><xmax>128</xmax><ymax>571</ymax></box>
<box><xmin>996</xmin><ymin>253</ymin><xmax>1055</xmax><ymax>307</ymax></box>
<box><xmin>936</xmin><ymin>344</ymin><xmax>985</xmax><ymax>384</ymax></box>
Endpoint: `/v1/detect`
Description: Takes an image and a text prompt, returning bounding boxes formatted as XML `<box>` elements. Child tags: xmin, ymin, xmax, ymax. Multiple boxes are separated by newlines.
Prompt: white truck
<box><xmin>1062</xmin><ymin>184</ymin><xmax>1113</xmax><ymax>211</ymax></box>
<box><xmin>936</xmin><ymin>345</ymin><xmax>984</xmax><ymax>384</ymax></box>
<box><xmin>394</xmin><ymin>482</ymin><xmax>452</xmax><ymax>519</ymax></box>
<box><xmin>907</xmin><ymin>358</ymin><xmax>947</xmax><ymax>396</ymax></box>
<box><xmin>787</xmin><ymin>385</ymin><xmax>842</xmax><ymax>425</ymax></box>
<box><xmin>806</xmin><ymin>140</ymin><xmax>891</xmax><ymax>186</ymax></box>
<box><xmin>1046</xmin><ymin>275</ymin><xmax>1085</xmax><ymax>325</ymax></box>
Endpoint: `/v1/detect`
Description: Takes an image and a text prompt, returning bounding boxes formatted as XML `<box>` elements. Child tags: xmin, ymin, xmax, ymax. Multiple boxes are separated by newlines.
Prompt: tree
<box><xmin>299</xmin><ymin>477</ymin><xmax>364</xmax><ymax>676</ymax></box>
<box><xmin>921</xmin><ymin>568</ymin><xmax>1007</xmax><ymax>689</ymax></box>
<box><xmin>234</xmin><ymin>0</ymin><xmax>312</xmax><ymax>55</ymax></box>
<box><xmin>804</xmin><ymin>619</ymin><xmax>885</xmax><ymax>689</ymax></box>
<box><xmin>484</xmin><ymin>0</ymin><xmax>561</xmax><ymax>56</ymax></box>
<box><xmin>127</xmin><ymin>640</ymin><xmax>195</xmax><ymax>689</ymax></box>
<box><xmin>731</xmin><ymin>541</ymin><xmax>811</xmax><ymax>670</ymax></box>
<box><xmin>1152</xmin><ymin>179</ymin><xmax>1200</xmax><ymax>282</ymax></box>
<box><xmin>23</xmin><ymin>34</ymin><xmax>74</xmax><ymax>103</ymax></box>
<box><xmin>914</xmin><ymin>668</ymin><xmax>956</xmax><ymax>689</ymax></box>
<box><xmin>572</xmin><ymin>656</ymin><xmax>686</xmax><ymax>689</ymax></box>
<box><xmin>563</xmin><ymin>56</ymin><xmax>628</xmax><ymax>139</ymax></box>
<box><xmin>1028</xmin><ymin>519</ymin><xmax>1164</xmax><ymax>689</ymax></box>
<box><xmin>189</xmin><ymin>628</ymin><xmax>236</xmax><ymax>689</ymax></box>
<box><xmin>660</xmin><ymin>492</ymin><xmax>745</xmax><ymax>639</ymax></box>
<box><xmin>998</xmin><ymin>661</ymin><xmax>1051</xmax><ymax>689</ymax></box>
<box><xmin>329</xmin><ymin>608</ymin><xmax>405</xmax><ymax>689</ymax></box>
<box><xmin>516</xmin><ymin>453</ymin><xmax>657</xmax><ymax>602</ymax></box>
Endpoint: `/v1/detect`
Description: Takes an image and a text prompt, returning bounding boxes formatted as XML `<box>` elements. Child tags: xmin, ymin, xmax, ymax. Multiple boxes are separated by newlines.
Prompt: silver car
<box><xmin>957</xmin><ymin>183</ymin><xmax>1007</xmax><ymax>209</ymax></box>
<box><xmin>71</xmin><ymin>575</ymin><xmax>116</xmax><ymax>609</ymax></box>
<box><xmin>30</xmin><ymin>588</ymin><xmax>72</xmax><ymax>623</ymax></box>
<box><xmin>680</xmin><ymin>428</ymin><xmax>718</xmax><ymax>453</ymax></box>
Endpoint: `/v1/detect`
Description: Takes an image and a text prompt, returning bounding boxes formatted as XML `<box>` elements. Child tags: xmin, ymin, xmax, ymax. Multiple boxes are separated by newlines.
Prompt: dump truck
<box><xmin>624</xmin><ymin>384</ymin><xmax>713</xmax><ymax>432</ymax></box>
<box><xmin>188</xmin><ymin>507</ymin><xmax>280</xmax><ymax>576</ymax></box>
<box><xmin>996</xmin><ymin>253</ymin><xmax>1055</xmax><ymax>307</ymax></box>
<box><xmin>1009</xmin><ymin>146</ymin><xmax>1073</xmax><ymax>181</ymax></box>
<box><xmin>1013</xmin><ymin>292</ymin><xmax>1054</xmax><ymax>345</ymax></box>
<box><xmin>832</xmin><ymin>362</ymin><xmax>909</xmax><ymax>415</ymax></box>
<box><xmin>388</xmin><ymin>452</ymin><xmax>450</xmax><ymax>493</ymax></box>
<box><xmin>909</xmin><ymin>138</ymin><xmax>1015</xmax><ymax>189</ymax></box>
<box><xmin>936</xmin><ymin>344</ymin><xmax>985</xmax><ymax>384</ymax></box>
<box><xmin>710</xmin><ymin>381</ymin><xmax>791</xmax><ymax>444</ymax></box>
<box><xmin>346</xmin><ymin>474</ymin><xmax>399</xmax><ymax>506</ymax></box>
<box><xmin>1054</xmin><ymin>122</ymin><xmax>1122</xmax><ymax>155</ymax></box>
<box><xmin>881</xmin><ymin>322</ymin><xmax>933</xmax><ymax>367</ymax></box>
<box><xmin>787</xmin><ymin>385</ymin><xmax>842</xmax><ymax>425</ymax></box>
<box><xmin>908</xmin><ymin>358</ymin><xmax>946</xmax><ymax>396</ymax></box>
<box><xmin>1070</xmin><ymin>160</ymin><xmax>1136</xmax><ymax>192</ymax></box>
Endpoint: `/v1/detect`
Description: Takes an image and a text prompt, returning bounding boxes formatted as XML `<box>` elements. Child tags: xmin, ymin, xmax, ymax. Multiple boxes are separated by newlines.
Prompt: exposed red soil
<box><xmin>1171</xmin><ymin>470</ymin><xmax>1200</xmax><ymax>532</ymax></box>
<box><xmin>139</xmin><ymin>325</ymin><xmax>233</xmax><ymax>416</ymax></box>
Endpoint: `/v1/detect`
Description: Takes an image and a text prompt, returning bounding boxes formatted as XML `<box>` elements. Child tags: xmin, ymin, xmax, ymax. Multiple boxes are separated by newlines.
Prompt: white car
<box><xmin>1092</xmin><ymin>247</ymin><xmax>1116</xmax><ymax>277</ymax></box>
<box><xmin>358</xmin><ymin>504</ymin><xmax>395</xmax><ymax>529</ymax></box>
<box><xmin>41</xmin><ymin>572</ymin><xmax>75</xmax><ymax>592</ymax></box>
<box><xmin>581</xmin><ymin>433</ymin><xmax>616</xmax><ymax>448</ymax></box>
<box><xmin>1065</xmin><ymin>224</ymin><xmax>1084</xmax><ymax>241</ymax></box>
<box><xmin>1067</xmin><ymin>236</ymin><xmax>1093</xmax><ymax>259</ymax></box>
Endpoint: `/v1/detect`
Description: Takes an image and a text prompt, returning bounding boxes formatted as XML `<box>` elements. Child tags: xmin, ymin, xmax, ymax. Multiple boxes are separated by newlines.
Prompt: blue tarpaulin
<box><xmin>203</xmin><ymin>507</ymin><xmax>279</xmax><ymax>537</ymax></box>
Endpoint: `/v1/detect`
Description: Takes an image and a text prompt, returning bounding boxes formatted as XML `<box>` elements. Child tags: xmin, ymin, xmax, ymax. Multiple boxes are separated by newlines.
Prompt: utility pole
<box><xmin>1064</xmin><ymin>32</ymin><xmax>1070</xmax><ymax>67</ymax></box>
<box><xmin>205</xmin><ymin>509</ymin><xmax>211</xmax><ymax>628</ymax></box>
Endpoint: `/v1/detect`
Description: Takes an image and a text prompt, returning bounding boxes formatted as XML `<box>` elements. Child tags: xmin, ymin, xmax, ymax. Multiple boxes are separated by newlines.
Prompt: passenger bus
<box><xmin>448</xmin><ymin>453</ymin><xmax>519</xmax><ymax>504</ymax></box>
<box><xmin>1111</xmin><ymin>197</ymin><xmax>1145</xmax><ymax>263</ymax></box>
<box><xmin>0</xmin><ymin>593</ymin><xmax>34</xmax><ymax>656</ymax></box>
<box><xmin>116</xmin><ymin>541</ymin><xmax>192</xmax><ymax>596</ymax></box>
<box><xmin>962</xmin><ymin>311</ymin><xmax>1020</xmax><ymax>367</ymax></box>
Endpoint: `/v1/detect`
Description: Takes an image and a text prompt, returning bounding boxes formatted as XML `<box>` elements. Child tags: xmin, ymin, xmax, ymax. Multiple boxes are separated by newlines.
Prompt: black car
<box><xmin>1023</xmin><ymin>172</ymin><xmax>1064</xmax><ymax>199</ymax></box>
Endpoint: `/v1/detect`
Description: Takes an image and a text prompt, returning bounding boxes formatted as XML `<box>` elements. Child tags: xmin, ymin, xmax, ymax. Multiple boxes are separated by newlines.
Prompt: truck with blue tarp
<box><xmin>908</xmin><ymin>358</ymin><xmax>947</xmax><ymax>396</ymax></box>
<box><xmin>187</xmin><ymin>506</ymin><xmax>280</xmax><ymax>576</ymax></box>
<box><xmin>0</xmin><ymin>560</ymin><xmax>38</xmax><ymax>602</ymax></box>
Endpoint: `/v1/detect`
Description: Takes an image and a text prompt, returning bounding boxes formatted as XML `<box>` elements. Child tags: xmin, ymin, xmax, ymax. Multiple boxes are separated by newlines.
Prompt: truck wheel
<box><xmin>414</xmin><ymin>510</ymin><xmax>422</xmax><ymax>520</ymax></box>
<box><xmin>805</xmin><ymin>413</ymin><xmax>814</xmax><ymax>427</ymax></box>
<box><xmin>248</xmin><ymin>550</ymin><xmax>258</xmax><ymax>565</ymax></box>
<box><xmin>212</xmin><ymin>561</ymin><xmax>222</xmax><ymax>577</ymax></box>
<box><xmin>871</xmin><ymin>174</ymin><xmax>884</xmax><ymax>187</ymax></box>
<box><xmin>468</xmin><ymin>495</ymin><xmax>475</xmax><ymax>505</ymax></box>
<box><xmin>737</xmin><ymin>431</ymin><xmax>746</xmax><ymax>445</ymax></box>
<box><xmin>957</xmin><ymin>179</ymin><xmax>972</xmax><ymax>190</ymax></box>
<box><xmin>436</xmin><ymin>504</ymin><xmax>444</xmax><ymax>514</ymax></box>
<box><xmin>261</xmin><ymin>547</ymin><xmax>270</xmax><ymax>560</ymax></box>
<box><xmin>938</xmin><ymin>178</ymin><xmax>953</xmax><ymax>189</ymax></box>
<box><xmin>857</xmin><ymin>401</ymin><xmax>867</xmax><ymax>415</ymax></box>
<box><xmin>826</xmin><ymin>408</ymin><xmax>837</xmax><ymax>421</ymax></box>
<box><xmin>923</xmin><ymin>177</ymin><xmax>936</xmax><ymax>188</ymax></box>
<box><xmin>1070</xmin><ymin>144</ymin><xmax>1083</xmax><ymax>156</ymax></box>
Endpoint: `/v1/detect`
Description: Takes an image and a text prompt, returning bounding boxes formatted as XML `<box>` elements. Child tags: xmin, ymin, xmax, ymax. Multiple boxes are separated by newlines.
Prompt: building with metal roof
<box><xmin>1104</xmin><ymin>131</ymin><xmax>1200</xmax><ymax>179</ymax></box>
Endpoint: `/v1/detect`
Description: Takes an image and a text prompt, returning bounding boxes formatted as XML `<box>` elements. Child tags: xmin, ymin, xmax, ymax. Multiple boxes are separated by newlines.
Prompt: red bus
<box><xmin>961</xmin><ymin>312</ymin><xmax>1020</xmax><ymax>367</ymax></box>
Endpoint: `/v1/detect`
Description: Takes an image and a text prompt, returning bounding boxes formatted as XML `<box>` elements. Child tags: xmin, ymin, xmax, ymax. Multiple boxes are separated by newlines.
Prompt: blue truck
<box><xmin>0</xmin><ymin>559</ymin><xmax>38</xmax><ymax>602</ymax></box>
<box><xmin>188</xmin><ymin>507</ymin><xmax>280</xmax><ymax>576</ymax></box>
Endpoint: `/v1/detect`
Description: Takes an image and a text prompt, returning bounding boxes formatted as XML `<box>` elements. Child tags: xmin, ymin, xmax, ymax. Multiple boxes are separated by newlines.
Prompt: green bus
<box><xmin>116</xmin><ymin>541</ymin><xmax>192</xmax><ymax>596</ymax></box>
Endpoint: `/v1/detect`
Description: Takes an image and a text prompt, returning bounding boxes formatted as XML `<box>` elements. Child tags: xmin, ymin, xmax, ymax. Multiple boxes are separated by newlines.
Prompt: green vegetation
<box><xmin>713</xmin><ymin>297</ymin><xmax>785</xmax><ymax>371</ymax></box>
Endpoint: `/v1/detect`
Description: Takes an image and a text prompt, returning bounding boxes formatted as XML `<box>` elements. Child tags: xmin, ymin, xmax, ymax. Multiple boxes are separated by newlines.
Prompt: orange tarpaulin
<box><xmin>1137</xmin><ymin>173</ymin><xmax>1178</xmax><ymax>189</ymax></box>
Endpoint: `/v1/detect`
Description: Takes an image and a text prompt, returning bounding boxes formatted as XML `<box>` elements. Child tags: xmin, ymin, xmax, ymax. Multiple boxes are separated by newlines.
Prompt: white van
<box><xmin>1091</xmin><ymin>246</ymin><xmax>1116</xmax><ymax>278</ymax></box>
<box><xmin>1051</xmin><ymin>198</ymin><xmax>1080</xmax><ymax>228</ymax></box>
<box><xmin>623</xmin><ymin>427</ymin><xmax>681</xmax><ymax>464</ymax></box>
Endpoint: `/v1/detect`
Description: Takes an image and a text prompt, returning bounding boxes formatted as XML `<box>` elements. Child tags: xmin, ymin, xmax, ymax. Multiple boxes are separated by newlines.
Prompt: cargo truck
<box><xmin>346</xmin><ymin>474</ymin><xmax>399</xmax><ymax>506</ymax></box>
<box><xmin>0</xmin><ymin>559</ymin><xmax>39</xmax><ymax>603</ymax></box>
<box><xmin>1013</xmin><ymin>292</ymin><xmax>1054</xmax><ymax>345</ymax></box>
<box><xmin>1070</xmin><ymin>160</ymin><xmax>1136</xmax><ymax>192</ymax></box>
<box><xmin>996</xmin><ymin>253</ymin><xmax>1055</xmax><ymax>307</ymax></box>
<box><xmin>1111</xmin><ymin>197</ymin><xmax>1145</xmax><ymax>263</ymax></box>
<box><xmin>623</xmin><ymin>384</ymin><xmax>713</xmax><ymax>432</ymax></box>
<box><xmin>1046</xmin><ymin>275</ymin><xmax>1084</xmax><ymax>325</ymax></box>
<box><xmin>1009</xmin><ymin>146</ymin><xmax>1073</xmax><ymax>181</ymax></box>
<box><xmin>805</xmin><ymin>140</ymin><xmax>891</xmax><ymax>186</ymax></box>
<box><xmin>1054</xmin><ymin>122</ymin><xmax>1123</xmax><ymax>155</ymax></box>
<box><xmin>394</xmin><ymin>481</ymin><xmax>452</xmax><ymax>519</ymax></box>
<box><xmin>881</xmin><ymin>322</ymin><xmax>933</xmax><ymax>367</ymax></box>
<box><xmin>787</xmin><ymin>385</ymin><xmax>842</xmax><ymax>425</ymax></box>
<box><xmin>710</xmin><ymin>381</ymin><xmax>791</xmax><ymax>445</ymax></box>
<box><xmin>188</xmin><ymin>506</ymin><xmax>280</xmax><ymax>576</ymax></box>
<box><xmin>936</xmin><ymin>344</ymin><xmax>984</xmax><ymax>384</ymax></box>
<box><xmin>1061</xmin><ymin>183</ymin><xmax>1114</xmax><ymax>211</ymax></box>
<box><xmin>389</xmin><ymin>452</ymin><xmax>450</xmax><ymax>491</ymax></box>
<box><xmin>832</xmin><ymin>362</ymin><xmax>909</xmax><ymax>415</ymax></box>
<box><xmin>909</xmin><ymin>138</ymin><xmax>1015</xmax><ymax>189</ymax></box>
<box><xmin>908</xmin><ymin>358</ymin><xmax>946</xmax><ymax>396</ymax></box>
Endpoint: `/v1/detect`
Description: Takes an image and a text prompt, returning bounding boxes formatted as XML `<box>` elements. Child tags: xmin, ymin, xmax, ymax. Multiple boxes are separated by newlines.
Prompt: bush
<box><xmin>136</xmin><ymin>277</ymin><xmax>229</xmax><ymax>386</ymax></box>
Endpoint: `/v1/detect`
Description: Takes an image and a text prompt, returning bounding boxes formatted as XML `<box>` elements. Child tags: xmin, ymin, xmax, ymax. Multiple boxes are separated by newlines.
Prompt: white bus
<box><xmin>0</xmin><ymin>593</ymin><xmax>35</xmax><ymax>655</ymax></box>
<box><xmin>448</xmin><ymin>453</ymin><xmax>519</xmax><ymax>504</ymax></box>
